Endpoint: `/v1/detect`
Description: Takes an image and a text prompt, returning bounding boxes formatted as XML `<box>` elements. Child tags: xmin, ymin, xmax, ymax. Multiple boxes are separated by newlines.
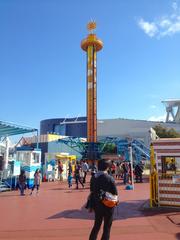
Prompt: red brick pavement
<box><xmin>0</xmin><ymin>175</ymin><xmax>180</xmax><ymax>240</ymax></box>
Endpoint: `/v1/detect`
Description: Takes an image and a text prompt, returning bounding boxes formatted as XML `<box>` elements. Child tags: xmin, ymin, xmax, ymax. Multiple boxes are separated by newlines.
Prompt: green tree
<box><xmin>153</xmin><ymin>124</ymin><xmax>180</xmax><ymax>138</ymax></box>
<box><xmin>103</xmin><ymin>143</ymin><xmax>117</xmax><ymax>154</ymax></box>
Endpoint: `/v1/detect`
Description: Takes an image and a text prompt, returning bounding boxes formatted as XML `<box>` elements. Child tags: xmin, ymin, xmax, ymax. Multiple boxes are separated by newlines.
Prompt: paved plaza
<box><xmin>0</xmin><ymin>176</ymin><xmax>180</xmax><ymax>240</ymax></box>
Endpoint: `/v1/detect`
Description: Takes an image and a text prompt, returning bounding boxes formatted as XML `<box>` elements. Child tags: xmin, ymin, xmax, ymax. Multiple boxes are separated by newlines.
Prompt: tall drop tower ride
<box><xmin>81</xmin><ymin>22</ymin><xmax>103</xmax><ymax>160</ymax></box>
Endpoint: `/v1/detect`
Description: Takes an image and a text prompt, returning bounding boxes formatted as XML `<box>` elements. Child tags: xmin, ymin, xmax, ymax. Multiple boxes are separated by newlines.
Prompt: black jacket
<box><xmin>19</xmin><ymin>174</ymin><xmax>26</xmax><ymax>184</ymax></box>
<box><xmin>90</xmin><ymin>171</ymin><xmax>118</xmax><ymax>209</ymax></box>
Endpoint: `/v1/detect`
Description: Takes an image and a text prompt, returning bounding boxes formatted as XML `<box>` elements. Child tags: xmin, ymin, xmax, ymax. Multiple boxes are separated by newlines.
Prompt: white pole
<box><xmin>4</xmin><ymin>137</ymin><xmax>9</xmax><ymax>170</ymax></box>
<box><xmin>129</xmin><ymin>146</ymin><xmax>134</xmax><ymax>190</ymax></box>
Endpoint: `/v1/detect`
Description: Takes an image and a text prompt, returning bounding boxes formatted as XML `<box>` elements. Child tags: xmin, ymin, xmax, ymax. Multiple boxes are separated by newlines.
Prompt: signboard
<box><xmin>172</xmin><ymin>175</ymin><xmax>180</xmax><ymax>184</ymax></box>
<box><xmin>47</xmin><ymin>164</ymin><xmax>52</xmax><ymax>171</ymax></box>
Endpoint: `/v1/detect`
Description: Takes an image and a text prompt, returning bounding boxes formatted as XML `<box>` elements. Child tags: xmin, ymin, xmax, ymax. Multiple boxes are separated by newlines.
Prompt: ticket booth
<box><xmin>16</xmin><ymin>146</ymin><xmax>41</xmax><ymax>187</ymax></box>
<box><xmin>151</xmin><ymin>138</ymin><xmax>180</xmax><ymax>207</ymax></box>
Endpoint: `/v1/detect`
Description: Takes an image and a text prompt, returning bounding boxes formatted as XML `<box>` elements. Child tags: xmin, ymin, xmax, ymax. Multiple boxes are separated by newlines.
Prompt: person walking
<box><xmin>90</xmin><ymin>162</ymin><xmax>98</xmax><ymax>177</ymax></box>
<box><xmin>135</xmin><ymin>162</ymin><xmax>143</xmax><ymax>183</ymax></box>
<box><xmin>115</xmin><ymin>162</ymin><xmax>121</xmax><ymax>179</ymax></box>
<box><xmin>89</xmin><ymin>159</ymin><xmax>118</xmax><ymax>240</ymax></box>
<box><xmin>111</xmin><ymin>161</ymin><xmax>116</xmax><ymax>178</ymax></box>
<box><xmin>68</xmin><ymin>161</ymin><xmax>73</xmax><ymax>175</ymax></box>
<box><xmin>58</xmin><ymin>160</ymin><xmax>63</xmax><ymax>181</ymax></box>
<box><xmin>74</xmin><ymin>163</ymin><xmax>84</xmax><ymax>189</ymax></box>
<box><xmin>67</xmin><ymin>172</ymin><xmax>73</xmax><ymax>188</ymax></box>
<box><xmin>82</xmin><ymin>160</ymin><xmax>89</xmax><ymax>183</ymax></box>
<box><xmin>18</xmin><ymin>170</ymin><xmax>26</xmax><ymax>196</ymax></box>
<box><xmin>67</xmin><ymin>162</ymin><xmax>73</xmax><ymax>188</ymax></box>
<box><xmin>30</xmin><ymin>169</ymin><xmax>41</xmax><ymax>195</ymax></box>
<box><xmin>122</xmin><ymin>161</ymin><xmax>129</xmax><ymax>185</ymax></box>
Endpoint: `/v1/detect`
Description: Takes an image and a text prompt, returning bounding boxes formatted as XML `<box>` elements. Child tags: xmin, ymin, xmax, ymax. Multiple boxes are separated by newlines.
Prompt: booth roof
<box><xmin>56</xmin><ymin>154</ymin><xmax>76</xmax><ymax>159</ymax></box>
<box><xmin>0</xmin><ymin>120</ymin><xmax>37</xmax><ymax>137</ymax></box>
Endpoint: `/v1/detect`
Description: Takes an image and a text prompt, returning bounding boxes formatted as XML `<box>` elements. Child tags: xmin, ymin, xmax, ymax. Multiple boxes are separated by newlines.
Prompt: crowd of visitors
<box><xmin>105</xmin><ymin>160</ymin><xmax>144</xmax><ymax>184</ymax></box>
<box><xmin>17</xmin><ymin>159</ymin><xmax>144</xmax><ymax>199</ymax></box>
<box><xmin>65</xmin><ymin>158</ymin><xmax>144</xmax><ymax>190</ymax></box>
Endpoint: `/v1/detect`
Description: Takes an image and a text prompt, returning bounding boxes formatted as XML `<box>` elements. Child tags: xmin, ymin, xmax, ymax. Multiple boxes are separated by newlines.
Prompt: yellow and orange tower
<box><xmin>81</xmin><ymin>22</ymin><xmax>103</xmax><ymax>155</ymax></box>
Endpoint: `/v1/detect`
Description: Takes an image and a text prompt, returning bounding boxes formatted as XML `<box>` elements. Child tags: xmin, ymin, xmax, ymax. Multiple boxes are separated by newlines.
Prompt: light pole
<box><xmin>128</xmin><ymin>146</ymin><xmax>134</xmax><ymax>190</ymax></box>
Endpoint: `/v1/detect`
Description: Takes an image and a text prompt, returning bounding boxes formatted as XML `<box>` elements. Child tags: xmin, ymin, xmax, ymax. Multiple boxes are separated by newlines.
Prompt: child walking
<box><xmin>68</xmin><ymin>173</ymin><xmax>73</xmax><ymax>188</ymax></box>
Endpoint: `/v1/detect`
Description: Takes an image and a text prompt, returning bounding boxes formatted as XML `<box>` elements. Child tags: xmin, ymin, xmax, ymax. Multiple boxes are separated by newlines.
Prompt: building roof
<box><xmin>0</xmin><ymin>120</ymin><xmax>37</xmax><ymax>137</ymax></box>
<box><xmin>97</xmin><ymin>118</ymin><xmax>180</xmax><ymax>146</ymax></box>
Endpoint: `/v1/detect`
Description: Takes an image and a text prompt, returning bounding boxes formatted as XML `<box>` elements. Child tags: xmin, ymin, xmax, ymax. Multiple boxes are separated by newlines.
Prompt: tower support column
<box><xmin>81</xmin><ymin>22</ymin><xmax>103</xmax><ymax>161</ymax></box>
<box><xmin>87</xmin><ymin>45</ymin><xmax>97</xmax><ymax>143</ymax></box>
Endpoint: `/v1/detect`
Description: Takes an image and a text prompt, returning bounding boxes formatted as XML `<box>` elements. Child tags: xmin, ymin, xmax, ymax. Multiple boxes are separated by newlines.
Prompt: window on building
<box><xmin>161</xmin><ymin>156</ymin><xmax>180</xmax><ymax>176</ymax></box>
<box><xmin>16</xmin><ymin>152</ymin><xmax>30</xmax><ymax>165</ymax></box>
<box><xmin>32</xmin><ymin>152</ymin><xmax>40</xmax><ymax>164</ymax></box>
<box><xmin>54</xmin><ymin>124</ymin><xmax>66</xmax><ymax>135</ymax></box>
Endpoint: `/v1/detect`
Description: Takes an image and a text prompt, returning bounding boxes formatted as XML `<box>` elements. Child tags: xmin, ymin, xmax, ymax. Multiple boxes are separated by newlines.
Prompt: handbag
<box><xmin>99</xmin><ymin>190</ymin><xmax>119</xmax><ymax>208</ymax></box>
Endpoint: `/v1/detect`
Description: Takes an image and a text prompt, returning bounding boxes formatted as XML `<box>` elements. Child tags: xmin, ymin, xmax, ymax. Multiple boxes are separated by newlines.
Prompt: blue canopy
<box><xmin>0</xmin><ymin>120</ymin><xmax>37</xmax><ymax>137</ymax></box>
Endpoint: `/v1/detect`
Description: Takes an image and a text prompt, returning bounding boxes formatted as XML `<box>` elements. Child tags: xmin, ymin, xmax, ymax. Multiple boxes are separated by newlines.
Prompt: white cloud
<box><xmin>137</xmin><ymin>1</ymin><xmax>180</xmax><ymax>38</ymax></box>
<box><xmin>138</xmin><ymin>18</ymin><xmax>158</xmax><ymax>37</ymax></box>
<box><xmin>172</xmin><ymin>1</ymin><xmax>178</xmax><ymax>11</ymax></box>
<box><xmin>167</xmin><ymin>21</ymin><xmax>180</xmax><ymax>34</ymax></box>
<box><xmin>150</xmin><ymin>105</ymin><xmax>157</xmax><ymax>109</ymax></box>
<box><xmin>148</xmin><ymin>115</ymin><xmax>166</xmax><ymax>122</ymax></box>
<box><xmin>159</xmin><ymin>19</ymin><xmax>171</xmax><ymax>28</ymax></box>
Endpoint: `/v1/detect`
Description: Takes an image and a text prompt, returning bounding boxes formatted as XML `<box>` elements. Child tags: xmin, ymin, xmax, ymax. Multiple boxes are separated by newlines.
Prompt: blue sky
<box><xmin>0</xmin><ymin>0</ymin><xmax>180</xmax><ymax>130</ymax></box>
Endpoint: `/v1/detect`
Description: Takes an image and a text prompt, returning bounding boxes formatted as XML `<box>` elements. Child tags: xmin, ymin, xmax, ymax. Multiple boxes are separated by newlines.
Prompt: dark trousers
<box><xmin>83</xmin><ymin>171</ymin><xmax>87</xmax><ymax>183</ymax></box>
<box><xmin>123</xmin><ymin>172</ymin><xmax>128</xmax><ymax>184</ymax></box>
<box><xmin>31</xmin><ymin>184</ymin><xmax>39</xmax><ymax>191</ymax></box>
<box><xmin>89</xmin><ymin>205</ymin><xmax>114</xmax><ymax>240</ymax></box>
<box><xmin>135</xmin><ymin>174</ymin><xmax>142</xmax><ymax>183</ymax></box>
<box><xmin>75</xmin><ymin>176</ymin><xmax>84</xmax><ymax>189</ymax></box>
<box><xmin>68</xmin><ymin>180</ymin><xmax>72</xmax><ymax>188</ymax></box>
<box><xmin>19</xmin><ymin>183</ymin><xmax>25</xmax><ymax>195</ymax></box>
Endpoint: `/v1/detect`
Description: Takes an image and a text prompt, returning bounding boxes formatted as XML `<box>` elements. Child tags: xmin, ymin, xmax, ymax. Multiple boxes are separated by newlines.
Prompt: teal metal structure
<box><xmin>0</xmin><ymin>120</ymin><xmax>38</xmax><ymax>137</ymax></box>
<box><xmin>58</xmin><ymin>137</ymin><xmax>150</xmax><ymax>163</ymax></box>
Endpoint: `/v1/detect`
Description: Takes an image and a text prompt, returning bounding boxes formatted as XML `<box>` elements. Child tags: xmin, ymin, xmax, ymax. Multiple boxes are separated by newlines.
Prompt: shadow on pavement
<box><xmin>50</xmin><ymin>187</ymin><xmax>89</xmax><ymax>191</ymax></box>
<box><xmin>47</xmin><ymin>200</ymin><xmax>147</xmax><ymax>221</ymax></box>
<box><xmin>0</xmin><ymin>194</ymin><xmax>20</xmax><ymax>198</ymax></box>
<box><xmin>47</xmin><ymin>196</ymin><xmax>180</xmax><ymax>221</ymax></box>
<box><xmin>47</xmin><ymin>207</ymin><xmax>95</xmax><ymax>220</ymax></box>
<box><xmin>175</xmin><ymin>233</ymin><xmax>180</xmax><ymax>239</ymax></box>
<box><xmin>142</xmin><ymin>206</ymin><xmax>180</xmax><ymax>217</ymax></box>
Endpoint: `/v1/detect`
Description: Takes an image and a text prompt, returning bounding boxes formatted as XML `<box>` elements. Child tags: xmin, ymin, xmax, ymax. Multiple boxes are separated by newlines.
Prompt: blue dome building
<box><xmin>40</xmin><ymin>117</ymin><xmax>87</xmax><ymax>138</ymax></box>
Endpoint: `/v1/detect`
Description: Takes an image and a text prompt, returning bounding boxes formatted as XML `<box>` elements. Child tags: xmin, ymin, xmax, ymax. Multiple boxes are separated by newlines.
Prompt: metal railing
<box><xmin>0</xmin><ymin>165</ymin><xmax>13</xmax><ymax>191</ymax></box>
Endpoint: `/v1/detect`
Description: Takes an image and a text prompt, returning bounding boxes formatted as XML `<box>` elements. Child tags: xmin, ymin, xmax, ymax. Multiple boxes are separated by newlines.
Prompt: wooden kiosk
<box><xmin>150</xmin><ymin>138</ymin><xmax>180</xmax><ymax>207</ymax></box>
